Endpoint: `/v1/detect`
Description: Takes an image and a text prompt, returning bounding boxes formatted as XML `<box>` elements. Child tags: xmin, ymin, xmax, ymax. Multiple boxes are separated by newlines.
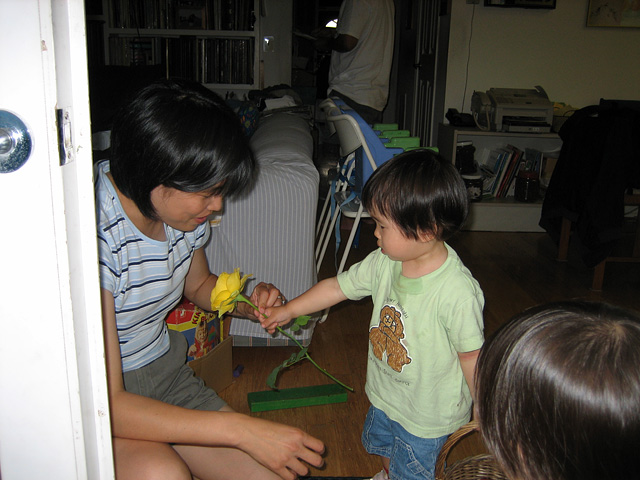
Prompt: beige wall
<box><xmin>444</xmin><ymin>2</ymin><xmax>640</xmax><ymax>116</ymax></box>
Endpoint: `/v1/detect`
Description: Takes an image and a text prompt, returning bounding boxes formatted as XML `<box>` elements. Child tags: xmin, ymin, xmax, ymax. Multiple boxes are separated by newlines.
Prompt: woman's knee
<box><xmin>114</xmin><ymin>438</ymin><xmax>192</xmax><ymax>480</ymax></box>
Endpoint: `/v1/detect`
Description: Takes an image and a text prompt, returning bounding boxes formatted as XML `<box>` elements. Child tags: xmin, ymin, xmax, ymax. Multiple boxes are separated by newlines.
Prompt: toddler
<box><xmin>263</xmin><ymin>149</ymin><xmax>484</xmax><ymax>480</ymax></box>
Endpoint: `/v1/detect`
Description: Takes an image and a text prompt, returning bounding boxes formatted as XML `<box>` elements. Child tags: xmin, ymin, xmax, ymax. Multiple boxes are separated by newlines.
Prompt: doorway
<box><xmin>391</xmin><ymin>0</ymin><xmax>451</xmax><ymax>146</ymax></box>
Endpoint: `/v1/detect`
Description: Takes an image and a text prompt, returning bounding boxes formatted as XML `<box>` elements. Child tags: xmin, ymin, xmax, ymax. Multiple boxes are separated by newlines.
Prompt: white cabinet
<box><xmin>437</xmin><ymin>124</ymin><xmax>562</xmax><ymax>232</ymax></box>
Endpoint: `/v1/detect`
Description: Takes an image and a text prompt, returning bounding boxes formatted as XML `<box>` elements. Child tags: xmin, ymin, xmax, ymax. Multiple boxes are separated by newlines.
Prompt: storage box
<box><xmin>166</xmin><ymin>298</ymin><xmax>233</xmax><ymax>392</ymax></box>
<box><xmin>166</xmin><ymin>298</ymin><xmax>221</xmax><ymax>362</ymax></box>
<box><xmin>189</xmin><ymin>336</ymin><xmax>233</xmax><ymax>394</ymax></box>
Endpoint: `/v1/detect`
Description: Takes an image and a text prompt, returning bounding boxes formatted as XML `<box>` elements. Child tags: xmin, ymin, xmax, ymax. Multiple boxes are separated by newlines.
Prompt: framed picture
<box><xmin>587</xmin><ymin>0</ymin><xmax>640</xmax><ymax>27</ymax></box>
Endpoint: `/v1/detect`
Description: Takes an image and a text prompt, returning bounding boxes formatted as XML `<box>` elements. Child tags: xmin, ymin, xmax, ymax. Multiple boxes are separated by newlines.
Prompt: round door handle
<box><xmin>0</xmin><ymin>110</ymin><xmax>33</xmax><ymax>173</ymax></box>
<box><xmin>0</xmin><ymin>128</ymin><xmax>14</xmax><ymax>154</ymax></box>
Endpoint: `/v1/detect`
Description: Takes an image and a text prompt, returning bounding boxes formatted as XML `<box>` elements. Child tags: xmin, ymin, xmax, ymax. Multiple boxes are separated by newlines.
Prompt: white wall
<box><xmin>444</xmin><ymin>2</ymin><xmax>640</xmax><ymax>116</ymax></box>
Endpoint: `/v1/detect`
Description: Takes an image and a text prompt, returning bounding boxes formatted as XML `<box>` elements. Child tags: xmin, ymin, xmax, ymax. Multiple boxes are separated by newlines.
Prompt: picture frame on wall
<box><xmin>587</xmin><ymin>0</ymin><xmax>640</xmax><ymax>27</ymax></box>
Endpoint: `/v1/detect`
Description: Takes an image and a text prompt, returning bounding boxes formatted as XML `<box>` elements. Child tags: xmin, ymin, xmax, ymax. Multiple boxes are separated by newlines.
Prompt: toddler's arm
<box><xmin>458</xmin><ymin>349</ymin><xmax>480</xmax><ymax>400</ymax></box>
<box><xmin>261</xmin><ymin>277</ymin><xmax>347</xmax><ymax>333</ymax></box>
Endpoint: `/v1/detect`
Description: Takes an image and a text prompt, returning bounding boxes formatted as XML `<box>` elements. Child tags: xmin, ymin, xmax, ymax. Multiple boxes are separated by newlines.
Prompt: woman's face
<box><xmin>150</xmin><ymin>184</ymin><xmax>223</xmax><ymax>232</ymax></box>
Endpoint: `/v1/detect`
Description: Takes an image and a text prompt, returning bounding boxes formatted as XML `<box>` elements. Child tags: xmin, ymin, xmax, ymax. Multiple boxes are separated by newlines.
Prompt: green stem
<box><xmin>275</xmin><ymin>326</ymin><xmax>354</xmax><ymax>392</ymax></box>
<box><xmin>237</xmin><ymin>294</ymin><xmax>354</xmax><ymax>392</ymax></box>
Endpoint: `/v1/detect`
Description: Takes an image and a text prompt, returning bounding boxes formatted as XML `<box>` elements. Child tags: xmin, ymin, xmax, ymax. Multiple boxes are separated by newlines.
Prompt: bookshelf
<box><xmin>90</xmin><ymin>0</ymin><xmax>260</xmax><ymax>91</ymax></box>
<box><xmin>437</xmin><ymin>124</ymin><xmax>562</xmax><ymax>232</ymax></box>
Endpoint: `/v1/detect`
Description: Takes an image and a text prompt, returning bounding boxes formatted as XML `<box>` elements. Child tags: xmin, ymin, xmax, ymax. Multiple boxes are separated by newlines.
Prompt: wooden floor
<box><xmin>219</xmin><ymin>219</ymin><xmax>640</xmax><ymax>477</ymax></box>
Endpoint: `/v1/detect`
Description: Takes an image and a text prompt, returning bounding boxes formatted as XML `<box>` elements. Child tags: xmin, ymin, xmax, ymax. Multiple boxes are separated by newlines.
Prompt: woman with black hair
<box><xmin>96</xmin><ymin>78</ymin><xmax>324</xmax><ymax>479</ymax></box>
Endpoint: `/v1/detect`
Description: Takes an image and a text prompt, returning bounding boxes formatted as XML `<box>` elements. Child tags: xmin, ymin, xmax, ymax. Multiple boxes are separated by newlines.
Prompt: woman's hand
<box><xmin>235</xmin><ymin>281</ymin><xmax>285</xmax><ymax>320</ymax></box>
<box><xmin>233</xmin><ymin>414</ymin><xmax>325</xmax><ymax>479</ymax></box>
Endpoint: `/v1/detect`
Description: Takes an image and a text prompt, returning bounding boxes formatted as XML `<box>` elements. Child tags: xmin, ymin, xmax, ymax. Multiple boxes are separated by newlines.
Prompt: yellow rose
<box><xmin>210</xmin><ymin>268</ymin><xmax>252</xmax><ymax>317</ymax></box>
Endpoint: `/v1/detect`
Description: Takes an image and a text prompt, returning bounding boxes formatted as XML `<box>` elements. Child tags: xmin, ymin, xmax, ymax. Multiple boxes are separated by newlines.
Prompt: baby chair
<box><xmin>315</xmin><ymin>98</ymin><xmax>358</xmax><ymax>244</ymax></box>
<box><xmin>315</xmin><ymin>98</ymin><xmax>404</xmax><ymax>277</ymax></box>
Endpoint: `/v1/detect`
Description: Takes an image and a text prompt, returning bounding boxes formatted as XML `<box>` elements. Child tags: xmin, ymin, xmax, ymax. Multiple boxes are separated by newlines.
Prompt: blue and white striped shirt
<box><xmin>95</xmin><ymin>161</ymin><xmax>210</xmax><ymax>372</ymax></box>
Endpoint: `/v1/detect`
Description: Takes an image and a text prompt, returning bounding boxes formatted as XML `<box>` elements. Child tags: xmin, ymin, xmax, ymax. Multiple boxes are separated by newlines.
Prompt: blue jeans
<box><xmin>361</xmin><ymin>405</ymin><xmax>448</xmax><ymax>480</ymax></box>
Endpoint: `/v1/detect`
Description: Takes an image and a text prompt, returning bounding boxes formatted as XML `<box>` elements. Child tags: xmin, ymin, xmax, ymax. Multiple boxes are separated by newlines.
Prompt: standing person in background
<box><xmin>315</xmin><ymin>0</ymin><xmax>395</xmax><ymax>124</ymax></box>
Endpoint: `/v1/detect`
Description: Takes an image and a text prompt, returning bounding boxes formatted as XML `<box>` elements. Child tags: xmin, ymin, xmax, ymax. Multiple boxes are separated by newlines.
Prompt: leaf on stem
<box><xmin>266</xmin><ymin>348</ymin><xmax>309</xmax><ymax>389</ymax></box>
<box><xmin>289</xmin><ymin>315</ymin><xmax>311</xmax><ymax>332</ymax></box>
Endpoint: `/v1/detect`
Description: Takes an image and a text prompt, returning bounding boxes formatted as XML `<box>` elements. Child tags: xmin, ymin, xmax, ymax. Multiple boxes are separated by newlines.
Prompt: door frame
<box><xmin>0</xmin><ymin>0</ymin><xmax>113</xmax><ymax>478</ymax></box>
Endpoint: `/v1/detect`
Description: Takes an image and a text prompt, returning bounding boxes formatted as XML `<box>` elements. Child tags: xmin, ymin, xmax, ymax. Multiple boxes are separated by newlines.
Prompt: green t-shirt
<box><xmin>337</xmin><ymin>244</ymin><xmax>484</xmax><ymax>438</ymax></box>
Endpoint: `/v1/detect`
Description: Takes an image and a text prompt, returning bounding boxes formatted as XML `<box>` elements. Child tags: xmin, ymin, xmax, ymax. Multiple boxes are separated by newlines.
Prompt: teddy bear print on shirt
<box><xmin>369</xmin><ymin>304</ymin><xmax>412</xmax><ymax>372</ymax></box>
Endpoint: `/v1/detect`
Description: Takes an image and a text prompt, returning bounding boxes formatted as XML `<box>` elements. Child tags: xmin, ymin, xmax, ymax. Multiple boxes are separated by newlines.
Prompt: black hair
<box><xmin>361</xmin><ymin>149</ymin><xmax>468</xmax><ymax>241</ymax></box>
<box><xmin>476</xmin><ymin>300</ymin><xmax>640</xmax><ymax>480</ymax></box>
<box><xmin>109</xmin><ymin>78</ymin><xmax>254</xmax><ymax>219</ymax></box>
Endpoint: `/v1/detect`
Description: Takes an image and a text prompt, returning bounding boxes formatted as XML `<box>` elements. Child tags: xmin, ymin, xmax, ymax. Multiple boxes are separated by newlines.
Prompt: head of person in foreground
<box><xmin>475</xmin><ymin>300</ymin><xmax>640</xmax><ymax>480</ymax></box>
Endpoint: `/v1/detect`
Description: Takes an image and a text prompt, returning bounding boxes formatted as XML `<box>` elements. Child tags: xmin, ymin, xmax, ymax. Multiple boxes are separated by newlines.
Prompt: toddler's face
<box><xmin>369</xmin><ymin>209</ymin><xmax>423</xmax><ymax>262</ymax></box>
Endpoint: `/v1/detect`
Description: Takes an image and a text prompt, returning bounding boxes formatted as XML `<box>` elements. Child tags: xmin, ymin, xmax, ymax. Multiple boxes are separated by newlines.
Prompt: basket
<box><xmin>434</xmin><ymin>421</ymin><xmax>507</xmax><ymax>480</ymax></box>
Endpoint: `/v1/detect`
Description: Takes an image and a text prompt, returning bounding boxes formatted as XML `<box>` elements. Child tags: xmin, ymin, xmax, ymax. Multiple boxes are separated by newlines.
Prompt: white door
<box><xmin>0</xmin><ymin>0</ymin><xmax>114</xmax><ymax>478</ymax></box>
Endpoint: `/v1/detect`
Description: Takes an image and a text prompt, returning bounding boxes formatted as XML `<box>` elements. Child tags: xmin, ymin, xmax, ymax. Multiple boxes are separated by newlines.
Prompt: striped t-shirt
<box><xmin>95</xmin><ymin>161</ymin><xmax>210</xmax><ymax>372</ymax></box>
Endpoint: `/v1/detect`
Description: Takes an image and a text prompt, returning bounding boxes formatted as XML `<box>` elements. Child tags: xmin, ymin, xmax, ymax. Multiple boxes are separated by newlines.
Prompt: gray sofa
<box><xmin>205</xmin><ymin>111</ymin><xmax>320</xmax><ymax>346</ymax></box>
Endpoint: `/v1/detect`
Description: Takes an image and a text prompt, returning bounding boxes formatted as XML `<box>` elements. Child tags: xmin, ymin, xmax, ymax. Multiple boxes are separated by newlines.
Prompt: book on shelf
<box><xmin>176</xmin><ymin>2</ymin><xmax>206</xmax><ymax>29</ymax></box>
<box><xmin>496</xmin><ymin>145</ymin><xmax>524</xmax><ymax>198</ymax></box>
<box><xmin>107</xmin><ymin>0</ymin><xmax>255</xmax><ymax>31</ymax></box>
<box><xmin>108</xmin><ymin>35</ymin><xmax>254</xmax><ymax>85</ymax></box>
<box><xmin>493</xmin><ymin>148</ymin><xmax>511</xmax><ymax>197</ymax></box>
<box><xmin>108</xmin><ymin>36</ymin><xmax>159</xmax><ymax>66</ymax></box>
<box><xmin>479</xmin><ymin>164</ymin><xmax>496</xmax><ymax>194</ymax></box>
<box><xmin>478</xmin><ymin>145</ymin><xmax>526</xmax><ymax>198</ymax></box>
<box><xmin>477</xmin><ymin>147</ymin><xmax>501</xmax><ymax>195</ymax></box>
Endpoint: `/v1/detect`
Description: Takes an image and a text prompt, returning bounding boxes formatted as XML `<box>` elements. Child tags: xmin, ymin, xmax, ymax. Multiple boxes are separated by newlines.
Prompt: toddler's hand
<box><xmin>261</xmin><ymin>305</ymin><xmax>294</xmax><ymax>334</ymax></box>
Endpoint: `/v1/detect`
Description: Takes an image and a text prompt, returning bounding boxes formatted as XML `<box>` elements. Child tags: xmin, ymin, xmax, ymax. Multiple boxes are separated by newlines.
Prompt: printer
<box><xmin>471</xmin><ymin>86</ymin><xmax>554</xmax><ymax>133</ymax></box>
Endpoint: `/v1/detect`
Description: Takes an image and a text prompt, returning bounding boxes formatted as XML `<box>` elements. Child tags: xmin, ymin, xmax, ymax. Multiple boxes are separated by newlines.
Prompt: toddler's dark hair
<box><xmin>362</xmin><ymin>149</ymin><xmax>468</xmax><ymax>241</ymax></box>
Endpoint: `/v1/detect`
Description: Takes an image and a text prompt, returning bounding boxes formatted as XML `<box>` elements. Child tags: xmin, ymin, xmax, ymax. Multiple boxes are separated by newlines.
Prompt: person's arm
<box><xmin>183</xmin><ymin>248</ymin><xmax>280</xmax><ymax>319</ymax></box>
<box><xmin>329</xmin><ymin>33</ymin><xmax>358</xmax><ymax>52</ymax></box>
<box><xmin>261</xmin><ymin>277</ymin><xmax>348</xmax><ymax>333</ymax></box>
<box><xmin>458</xmin><ymin>349</ymin><xmax>480</xmax><ymax>400</ymax></box>
<box><xmin>314</xmin><ymin>28</ymin><xmax>358</xmax><ymax>53</ymax></box>
<box><xmin>100</xmin><ymin>288</ymin><xmax>324</xmax><ymax>478</ymax></box>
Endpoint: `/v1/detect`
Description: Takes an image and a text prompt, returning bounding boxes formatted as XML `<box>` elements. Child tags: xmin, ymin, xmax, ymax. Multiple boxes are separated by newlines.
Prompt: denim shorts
<box><xmin>361</xmin><ymin>405</ymin><xmax>448</xmax><ymax>480</ymax></box>
<box><xmin>123</xmin><ymin>329</ymin><xmax>227</xmax><ymax>411</ymax></box>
